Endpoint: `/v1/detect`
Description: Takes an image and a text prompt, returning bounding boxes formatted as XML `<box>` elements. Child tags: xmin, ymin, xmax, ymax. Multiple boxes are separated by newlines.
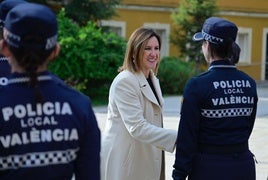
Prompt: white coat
<box><xmin>101</xmin><ymin>70</ymin><xmax>177</xmax><ymax>180</ymax></box>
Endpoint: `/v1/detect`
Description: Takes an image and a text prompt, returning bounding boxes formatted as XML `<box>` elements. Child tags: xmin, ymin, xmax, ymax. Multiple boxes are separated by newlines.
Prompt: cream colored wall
<box><xmin>115</xmin><ymin>0</ymin><xmax>268</xmax><ymax>80</ymax></box>
<box><xmin>217</xmin><ymin>0</ymin><xmax>268</xmax><ymax>13</ymax></box>
<box><xmin>217</xmin><ymin>0</ymin><xmax>268</xmax><ymax>80</ymax></box>
<box><xmin>123</xmin><ymin>0</ymin><xmax>268</xmax><ymax>12</ymax></box>
<box><xmin>219</xmin><ymin>15</ymin><xmax>268</xmax><ymax>80</ymax></box>
<box><xmin>113</xmin><ymin>8</ymin><xmax>179</xmax><ymax>57</ymax></box>
<box><xmin>121</xmin><ymin>0</ymin><xmax>178</xmax><ymax>7</ymax></box>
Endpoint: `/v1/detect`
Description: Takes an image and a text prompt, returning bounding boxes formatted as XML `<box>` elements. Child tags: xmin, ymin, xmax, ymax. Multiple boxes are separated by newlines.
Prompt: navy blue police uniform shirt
<box><xmin>0</xmin><ymin>55</ymin><xmax>11</xmax><ymax>86</ymax></box>
<box><xmin>0</xmin><ymin>71</ymin><xmax>101</xmax><ymax>180</ymax></box>
<box><xmin>173</xmin><ymin>60</ymin><xmax>258</xmax><ymax>179</ymax></box>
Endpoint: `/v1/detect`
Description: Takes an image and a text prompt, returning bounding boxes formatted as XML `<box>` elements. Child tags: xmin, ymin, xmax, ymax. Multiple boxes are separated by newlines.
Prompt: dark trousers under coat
<box><xmin>188</xmin><ymin>150</ymin><xmax>256</xmax><ymax>180</ymax></box>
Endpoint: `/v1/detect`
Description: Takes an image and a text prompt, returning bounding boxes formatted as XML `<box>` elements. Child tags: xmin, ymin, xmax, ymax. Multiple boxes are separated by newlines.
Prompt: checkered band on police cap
<box><xmin>3</xmin><ymin>2</ymin><xmax>58</xmax><ymax>50</ymax></box>
<box><xmin>192</xmin><ymin>17</ymin><xmax>238</xmax><ymax>45</ymax></box>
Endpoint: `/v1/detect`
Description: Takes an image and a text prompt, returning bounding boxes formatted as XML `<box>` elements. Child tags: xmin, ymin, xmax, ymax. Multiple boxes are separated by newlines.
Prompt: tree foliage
<box><xmin>158</xmin><ymin>56</ymin><xmax>200</xmax><ymax>95</ymax></box>
<box><xmin>171</xmin><ymin>0</ymin><xmax>218</xmax><ymax>64</ymax></box>
<box><xmin>28</xmin><ymin>0</ymin><xmax>121</xmax><ymax>26</ymax></box>
<box><xmin>65</xmin><ymin>0</ymin><xmax>121</xmax><ymax>26</ymax></box>
<box><xmin>49</xmin><ymin>9</ymin><xmax>126</xmax><ymax>102</ymax></box>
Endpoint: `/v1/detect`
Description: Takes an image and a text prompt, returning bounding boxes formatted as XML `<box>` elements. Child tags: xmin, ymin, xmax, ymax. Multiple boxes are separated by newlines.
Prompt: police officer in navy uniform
<box><xmin>0</xmin><ymin>3</ymin><xmax>100</xmax><ymax>180</ymax></box>
<box><xmin>172</xmin><ymin>17</ymin><xmax>258</xmax><ymax>180</ymax></box>
<box><xmin>0</xmin><ymin>0</ymin><xmax>27</xmax><ymax>86</ymax></box>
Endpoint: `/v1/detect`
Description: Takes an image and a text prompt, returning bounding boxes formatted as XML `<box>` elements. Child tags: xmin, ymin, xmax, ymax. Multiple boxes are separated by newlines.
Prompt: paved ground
<box><xmin>94</xmin><ymin>81</ymin><xmax>268</xmax><ymax>180</ymax></box>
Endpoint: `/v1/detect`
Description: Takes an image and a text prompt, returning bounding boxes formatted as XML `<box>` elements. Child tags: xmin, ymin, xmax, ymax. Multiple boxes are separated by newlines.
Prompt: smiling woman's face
<box><xmin>141</xmin><ymin>36</ymin><xmax>160</xmax><ymax>78</ymax></box>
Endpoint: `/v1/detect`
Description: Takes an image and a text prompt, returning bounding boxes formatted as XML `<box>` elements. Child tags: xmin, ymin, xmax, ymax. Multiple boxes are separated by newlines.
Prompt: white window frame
<box><xmin>143</xmin><ymin>23</ymin><xmax>170</xmax><ymax>59</ymax></box>
<box><xmin>99</xmin><ymin>20</ymin><xmax>126</xmax><ymax>38</ymax></box>
<box><xmin>236</xmin><ymin>27</ymin><xmax>252</xmax><ymax>64</ymax></box>
<box><xmin>261</xmin><ymin>28</ymin><xmax>268</xmax><ymax>80</ymax></box>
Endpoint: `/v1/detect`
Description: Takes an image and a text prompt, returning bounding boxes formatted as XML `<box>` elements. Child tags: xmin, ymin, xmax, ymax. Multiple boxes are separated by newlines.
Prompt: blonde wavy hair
<box><xmin>118</xmin><ymin>27</ymin><xmax>162</xmax><ymax>75</ymax></box>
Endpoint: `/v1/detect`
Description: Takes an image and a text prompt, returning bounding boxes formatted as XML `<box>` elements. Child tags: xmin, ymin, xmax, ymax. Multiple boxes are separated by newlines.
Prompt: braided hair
<box><xmin>6</xmin><ymin>35</ymin><xmax>54</xmax><ymax>103</ymax></box>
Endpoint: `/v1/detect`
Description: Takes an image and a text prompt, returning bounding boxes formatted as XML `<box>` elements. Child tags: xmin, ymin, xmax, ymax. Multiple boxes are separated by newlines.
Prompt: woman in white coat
<box><xmin>101</xmin><ymin>27</ymin><xmax>177</xmax><ymax>180</ymax></box>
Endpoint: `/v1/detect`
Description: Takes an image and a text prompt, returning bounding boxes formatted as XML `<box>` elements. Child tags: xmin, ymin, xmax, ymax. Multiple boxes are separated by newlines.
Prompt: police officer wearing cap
<box><xmin>172</xmin><ymin>17</ymin><xmax>258</xmax><ymax>180</ymax></box>
<box><xmin>0</xmin><ymin>0</ymin><xmax>26</xmax><ymax>86</ymax></box>
<box><xmin>0</xmin><ymin>2</ymin><xmax>100</xmax><ymax>179</ymax></box>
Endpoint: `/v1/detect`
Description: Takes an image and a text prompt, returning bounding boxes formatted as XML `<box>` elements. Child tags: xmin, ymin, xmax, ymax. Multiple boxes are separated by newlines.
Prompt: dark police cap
<box><xmin>192</xmin><ymin>17</ymin><xmax>238</xmax><ymax>45</ymax></box>
<box><xmin>3</xmin><ymin>3</ymin><xmax>58</xmax><ymax>50</ymax></box>
<box><xmin>0</xmin><ymin>0</ymin><xmax>27</xmax><ymax>22</ymax></box>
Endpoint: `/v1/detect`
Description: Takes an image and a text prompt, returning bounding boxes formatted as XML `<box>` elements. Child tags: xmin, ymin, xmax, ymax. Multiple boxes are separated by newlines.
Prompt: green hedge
<box><xmin>158</xmin><ymin>56</ymin><xmax>201</xmax><ymax>95</ymax></box>
<box><xmin>49</xmin><ymin>9</ymin><xmax>126</xmax><ymax>104</ymax></box>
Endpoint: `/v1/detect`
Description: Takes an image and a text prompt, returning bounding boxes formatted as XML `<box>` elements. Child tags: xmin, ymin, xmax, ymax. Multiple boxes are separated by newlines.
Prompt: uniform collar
<box><xmin>8</xmin><ymin>71</ymin><xmax>52</xmax><ymax>84</ymax></box>
<box><xmin>208</xmin><ymin>60</ymin><xmax>236</xmax><ymax>71</ymax></box>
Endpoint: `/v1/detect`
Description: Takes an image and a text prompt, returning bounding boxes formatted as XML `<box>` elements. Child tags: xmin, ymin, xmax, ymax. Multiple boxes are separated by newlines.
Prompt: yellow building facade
<box><xmin>100</xmin><ymin>0</ymin><xmax>268</xmax><ymax>81</ymax></box>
